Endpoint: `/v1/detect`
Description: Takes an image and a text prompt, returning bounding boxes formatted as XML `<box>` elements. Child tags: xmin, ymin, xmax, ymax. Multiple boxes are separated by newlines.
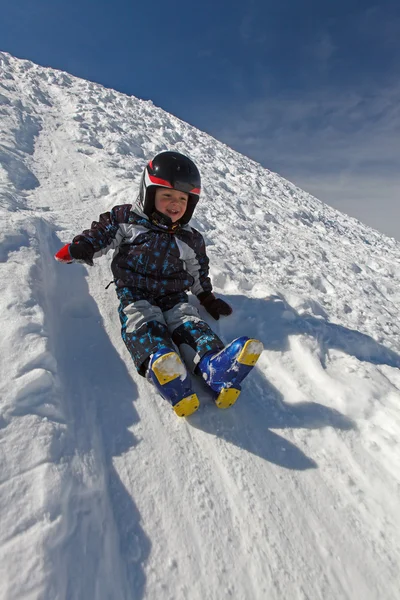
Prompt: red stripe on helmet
<box><xmin>148</xmin><ymin>174</ymin><xmax>174</xmax><ymax>187</ymax></box>
<box><xmin>191</xmin><ymin>187</ymin><xmax>201</xmax><ymax>195</ymax></box>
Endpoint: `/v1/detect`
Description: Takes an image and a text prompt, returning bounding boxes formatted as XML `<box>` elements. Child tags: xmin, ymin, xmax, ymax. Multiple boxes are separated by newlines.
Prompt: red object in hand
<box><xmin>55</xmin><ymin>243</ymin><xmax>73</xmax><ymax>263</ymax></box>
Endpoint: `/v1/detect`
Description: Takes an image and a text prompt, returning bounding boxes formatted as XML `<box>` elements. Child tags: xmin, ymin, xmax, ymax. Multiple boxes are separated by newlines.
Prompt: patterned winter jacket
<box><xmin>73</xmin><ymin>204</ymin><xmax>213</xmax><ymax>299</ymax></box>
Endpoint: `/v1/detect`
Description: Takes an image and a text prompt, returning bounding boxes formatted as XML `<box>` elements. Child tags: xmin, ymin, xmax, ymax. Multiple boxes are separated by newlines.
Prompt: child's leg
<box><xmin>161</xmin><ymin>296</ymin><xmax>224</xmax><ymax>373</ymax></box>
<box><xmin>118</xmin><ymin>297</ymin><xmax>174</xmax><ymax>376</ymax></box>
<box><xmin>147</xmin><ymin>348</ymin><xmax>199</xmax><ymax>417</ymax></box>
<box><xmin>118</xmin><ymin>290</ymin><xmax>200</xmax><ymax>416</ymax></box>
<box><xmin>197</xmin><ymin>337</ymin><xmax>263</xmax><ymax>408</ymax></box>
<box><xmin>161</xmin><ymin>294</ymin><xmax>263</xmax><ymax>410</ymax></box>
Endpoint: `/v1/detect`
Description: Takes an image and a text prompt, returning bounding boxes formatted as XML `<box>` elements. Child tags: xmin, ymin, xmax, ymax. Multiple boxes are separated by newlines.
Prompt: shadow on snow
<box><xmin>49</xmin><ymin>230</ymin><xmax>150</xmax><ymax>600</ymax></box>
<box><xmin>187</xmin><ymin>370</ymin><xmax>353</xmax><ymax>471</ymax></box>
<box><xmin>221</xmin><ymin>294</ymin><xmax>400</xmax><ymax>370</ymax></box>
<box><xmin>186</xmin><ymin>292</ymin><xmax>398</xmax><ymax>472</ymax></box>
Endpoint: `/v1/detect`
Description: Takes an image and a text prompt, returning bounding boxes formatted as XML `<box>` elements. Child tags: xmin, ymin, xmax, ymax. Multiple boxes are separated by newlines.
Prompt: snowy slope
<box><xmin>1</xmin><ymin>51</ymin><xmax>400</xmax><ymax>600</ymax></box>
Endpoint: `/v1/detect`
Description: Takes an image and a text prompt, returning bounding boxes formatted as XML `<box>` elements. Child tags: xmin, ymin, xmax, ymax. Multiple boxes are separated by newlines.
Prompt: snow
<box><xmin>1</xmin><ymin>50</ymin><xmax>400</xmax><ymax>599</ymax></box>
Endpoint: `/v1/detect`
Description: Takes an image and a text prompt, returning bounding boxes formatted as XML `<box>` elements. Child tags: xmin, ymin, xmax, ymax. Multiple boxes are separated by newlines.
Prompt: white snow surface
<box><xmin>1</xmin><ymin>51</ymin><xmax>400</xmax><ymax>600</ymax></box>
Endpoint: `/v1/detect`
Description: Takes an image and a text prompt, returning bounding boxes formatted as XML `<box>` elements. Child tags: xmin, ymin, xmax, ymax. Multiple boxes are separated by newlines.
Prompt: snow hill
<box><xmin>1</xmin><ymin>51</ymin><xmax>400</xmax><ymax>600</ymax></box>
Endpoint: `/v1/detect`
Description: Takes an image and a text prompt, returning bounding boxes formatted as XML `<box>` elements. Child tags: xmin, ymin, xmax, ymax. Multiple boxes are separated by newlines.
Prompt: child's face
<box><xmin>154</xmin><ymin>188</ymin><xmax>189</xmax><ymax>222</ymax></box>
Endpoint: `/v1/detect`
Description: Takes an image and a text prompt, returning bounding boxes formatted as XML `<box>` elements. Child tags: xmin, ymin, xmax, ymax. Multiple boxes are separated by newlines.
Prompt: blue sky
<box><xmin>2</xmin><ymin>0</ymin><xmax>400</xmax><ymax>239</ymax></box>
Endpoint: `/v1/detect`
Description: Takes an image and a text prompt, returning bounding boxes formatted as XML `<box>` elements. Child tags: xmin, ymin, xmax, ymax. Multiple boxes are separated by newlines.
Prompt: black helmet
<box><xmin>138</xmin><ymin>151</ymin><xmax>201</xmax><ymax>225</ymax></box>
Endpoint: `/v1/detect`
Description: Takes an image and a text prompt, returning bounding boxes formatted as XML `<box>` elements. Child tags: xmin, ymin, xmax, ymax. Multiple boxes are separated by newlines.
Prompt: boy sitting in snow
<box><xmin>55</xmin><ymin>151</ymin><xmax>263</xmax><ymax>417</ymax></box>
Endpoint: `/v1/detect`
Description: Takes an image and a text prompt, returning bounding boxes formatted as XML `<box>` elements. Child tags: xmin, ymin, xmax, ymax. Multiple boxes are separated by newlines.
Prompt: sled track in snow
<box><xmin>33</xmin><ymin>218</ymin><xmax>149</xmax><ymax>599</ymax></box>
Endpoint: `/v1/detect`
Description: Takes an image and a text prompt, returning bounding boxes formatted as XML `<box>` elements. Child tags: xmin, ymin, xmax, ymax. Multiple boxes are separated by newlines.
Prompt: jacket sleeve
<box><xmin>184</xmin><ymin>228</ymin><xmax>213</xmax><ymax>297</ymax></box>
<box><xmin>72</xmin><ymin>204</ymin><xmax>132</xmax><ymax>258</ymax></box>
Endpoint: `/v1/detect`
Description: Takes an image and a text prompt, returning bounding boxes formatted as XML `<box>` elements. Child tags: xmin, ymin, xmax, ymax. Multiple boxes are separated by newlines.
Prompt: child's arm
<box><xmin>55</xmin><ymin>204</ymin><xmax>132</xmax><ymax>265</ymax></box>
<box><xmin>186</xmin><ymin>229</ymin><xmax>232</xmax><ymax>320</ymax></box>
<box><xmin>184</xmin><ymin>229</ymin><xmax>212</xmax><ymax>296</ymax></box>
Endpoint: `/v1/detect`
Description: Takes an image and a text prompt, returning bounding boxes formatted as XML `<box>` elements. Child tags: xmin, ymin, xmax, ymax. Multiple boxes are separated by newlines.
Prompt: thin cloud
<box><xmin>239</xmin><ymin>10</ymin><xmax>268</xmax><ymax>46</ymax></box>
<box><xmin>359</xmin><ymin>5</ymin><xmax>400</xmax><ymax>50</ymax></box>
<box><xmin>314</xmin><ymin>31</ymin><xmax>336</xmax><ymax>65</ymax></box>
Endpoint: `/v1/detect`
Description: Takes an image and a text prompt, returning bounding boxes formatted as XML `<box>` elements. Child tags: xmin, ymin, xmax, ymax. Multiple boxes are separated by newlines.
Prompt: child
<box><xmin>55</xmin><ymin>151</ymin><xmax>263</xmax><ymax>417</ymax></box>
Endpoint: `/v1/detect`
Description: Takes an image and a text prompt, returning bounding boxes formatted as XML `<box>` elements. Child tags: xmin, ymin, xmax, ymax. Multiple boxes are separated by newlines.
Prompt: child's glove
<box><xmin>54</xmin><ymin>243</ymin><xmax>73</xmax><ymax>263</ymax></box>
<box><xmin>55</xmin><ymin>241</ymin><xmax>94</xmax><ymax>266</ymax></box>
<box><xmin>198</xmin><ymin>292</ymin><xmax>233</xmax><ymax>320</ymax></box>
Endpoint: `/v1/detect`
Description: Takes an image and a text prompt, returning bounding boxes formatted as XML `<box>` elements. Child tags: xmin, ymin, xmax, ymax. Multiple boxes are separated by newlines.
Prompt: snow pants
<box><xmin>117</xmin><ymin>288</ymin><xmax>224</xmax><ymax>376</ymax></box>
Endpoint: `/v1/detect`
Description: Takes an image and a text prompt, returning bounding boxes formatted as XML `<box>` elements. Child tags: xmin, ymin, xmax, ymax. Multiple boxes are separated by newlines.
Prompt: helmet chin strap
<box><xmin>150</xmin><ymin>209</ymin><xmax>180</xmax><ymax>232</ymax></box>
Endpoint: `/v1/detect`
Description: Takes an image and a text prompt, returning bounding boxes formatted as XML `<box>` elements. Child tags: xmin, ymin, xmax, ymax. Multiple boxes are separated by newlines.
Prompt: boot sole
<box><xmin>215</xmin><ymin>387</ymin><xmax>241</xmax><ymax>409</ymax></box>
<box><xmin>152</xmin><ymin>352</ymin><xmax>200</xmax><ymax>417</ymax></box>
<box><xmin>237</xmin><ymin>338</ymin><xmax>264</xmax><ymax>366</ymax></box>
<box><xmin>215</xmin><ymin>338</ymin><xmax>263</xmax><ymax>410</ymax></box>
<box><xmin>173</xmin><ymin>394</ymin><xmax>200</xmax><ymax>417</ymax></box>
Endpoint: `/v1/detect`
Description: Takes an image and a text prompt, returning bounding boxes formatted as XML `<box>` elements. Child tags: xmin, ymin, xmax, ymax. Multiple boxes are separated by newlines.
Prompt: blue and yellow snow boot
<box><xmin>148</xmin><ymin>348</ymin><xmax>199</xmax><ymax>417</ymax></box>
<box><xmin>198</xmin><ymin>337</ymin><xmax>263</xmax><ymax>409</ymax></box>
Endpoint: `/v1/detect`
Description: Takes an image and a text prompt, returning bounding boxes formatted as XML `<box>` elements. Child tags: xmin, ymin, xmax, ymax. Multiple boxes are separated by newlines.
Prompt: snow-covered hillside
<box><xmin>1</xmin><ymin>51</ymin><xmax>400</xmax><ymax>600</ymax></box>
